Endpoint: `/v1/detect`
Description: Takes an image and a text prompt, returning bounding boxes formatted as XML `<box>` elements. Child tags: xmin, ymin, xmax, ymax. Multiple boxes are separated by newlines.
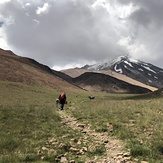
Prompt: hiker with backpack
<box><xmin>57</xmin><ymin>92</ymin><xmax>67</xmax><ymax>110</ymax></box>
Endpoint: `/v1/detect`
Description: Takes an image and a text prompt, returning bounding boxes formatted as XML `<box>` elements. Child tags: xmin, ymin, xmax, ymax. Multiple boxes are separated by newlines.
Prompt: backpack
<box><xmin>61</xmin><ymin>92</ymin><xmax>65</xmax><ymax>98</ymax></box>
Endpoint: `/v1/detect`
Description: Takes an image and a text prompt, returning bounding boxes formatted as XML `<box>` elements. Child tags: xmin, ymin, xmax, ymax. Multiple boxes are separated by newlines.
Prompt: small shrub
<box><xmin>153</xmin><ymin>142</ymin><xmax>163</xmax><ymax>156</ymax></box>
<box><xmin>0</xmin><ymin>137</ymin><xmax>19</xmax><ymax>152</ymax></box>
<box><xmin>23</xmin><ymin>154</ymin><xmax>39</xmax><ymax>162</ymax></box>
<box><xmin>95</xmin><ymin>124</ymin><xmax>108</xmax><ymax>133</ymax></box>
<box><xmin>130</xmin><ymin>145</ymin><xmax>150</xmax><ymax>157</ymax></box>
<box><xmin>95</xmin><ymin>127</ymin><xmax>108</xmax><ymax>132</ymax></box>
<box><xmin>158</xmin><ymin>146</ymin><xmax>163</xmax><ymax>155</ymax></box>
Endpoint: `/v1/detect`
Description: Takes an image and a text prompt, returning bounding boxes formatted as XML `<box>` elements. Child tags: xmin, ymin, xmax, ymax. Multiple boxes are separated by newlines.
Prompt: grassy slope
<box><xmin>0</xmin><ymin>81</ymin><xmax>163</xmax><ymax>162</ymax></box>
<box><xmin>67</xmin><ymin>93</ymin><xmax>163</xmax><ymax>162</ymax></box>
<box><xmin>0</xmin><ymin>81</ymin><xmax>86</xmax><ymax>162</ymax></box>
<box><xmin>0</xmin><ymin>82</ymin><xmax>52</xmax><ymax>162</ymax></box>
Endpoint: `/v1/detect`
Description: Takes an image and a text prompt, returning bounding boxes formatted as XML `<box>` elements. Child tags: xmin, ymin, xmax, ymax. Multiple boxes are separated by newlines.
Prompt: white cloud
<box><xmin>0</xmin><ymin>27</ymin><xmax>9</xmax><ymax>49</ymax></box>
<box><xmin>0</xmin><ymin>0</ymin><xmax>11</xmax><ymax>4</ymax></box>
<box><xmin>52</xmin><ymin>59</ymin><xmax>96</xmax><ymax>71</ymax></box>
<box><xmin>36</xmin><ymin>3</ymin><xmax>50</xmax><ymax>15</ymax></box>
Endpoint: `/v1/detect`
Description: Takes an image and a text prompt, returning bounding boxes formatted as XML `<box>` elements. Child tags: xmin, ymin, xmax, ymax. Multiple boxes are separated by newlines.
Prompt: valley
<box><xmin>0</xmin><ymin>49</ymin><xmax>163</xmax><ymax>162</ymax></box>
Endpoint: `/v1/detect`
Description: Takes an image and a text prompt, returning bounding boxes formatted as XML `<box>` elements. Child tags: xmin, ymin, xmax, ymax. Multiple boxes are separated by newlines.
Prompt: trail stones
<box><xmin>59</xmin><ymin>143</ymin><xmax>68</xmax><ymax>150</ymax></box>
<box><xmin>82</xmin><ymin>146</ymin><xmax>88</xmax><ymax>152</ymax></box>
<box><xmin>57</xmin><ymin>154</ymin><xmax>65</xmax><ymax>159</ymax></box>
<box><xmin>41</xmin><ymin>146</ymin><xmax>48</xmax><ymax>151</ymax></box>
<box><xmin>81</xmin><ymin>130</ymin><xmax>87</xmax><ymax>134</ymax></box>
<box><xmin>77</xmin><ymin>123</ymin><xmax>85</xmax><ymax>128</ymax></box>
<box><xmin>69</xmin><ymin>147</ymin><xmax>79</xmax><ymax>152</ymax></box>
<box><xmin>71</xmin><ymin>138</ymin><xmax>82</xmax><ymax>145</ymax></box>
<box><xmin>104</xmin><ymin>139</ymin><xmax>109</xmax><ymax>144</ymax></box>
<box><xmin>60</xmin><ymin>156</ymin><xmax>68</xmax><ymax>163</ymax></box>
<box><xmin>88</xmin><ymin>145</ymin><xmax>100</xmax><ymax>153</ymax></box>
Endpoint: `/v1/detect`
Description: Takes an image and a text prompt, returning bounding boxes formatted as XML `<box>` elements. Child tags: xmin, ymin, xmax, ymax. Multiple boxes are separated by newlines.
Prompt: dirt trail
<box><xmin>58</xmin><ymin>109</ymin><xmax>136</xmax><ymax>163</ymax></box>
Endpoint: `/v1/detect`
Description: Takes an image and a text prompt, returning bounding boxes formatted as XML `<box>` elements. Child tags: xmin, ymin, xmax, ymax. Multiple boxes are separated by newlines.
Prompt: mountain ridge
<box><xmin>0</xmin><ymin>48</ymin><xmax>154</xmax><ymax>94</ymax></box>
<box><xmin>0</xmin><ymin>48</ymin><xmax>78</xmax><ymax>92</ymax></box>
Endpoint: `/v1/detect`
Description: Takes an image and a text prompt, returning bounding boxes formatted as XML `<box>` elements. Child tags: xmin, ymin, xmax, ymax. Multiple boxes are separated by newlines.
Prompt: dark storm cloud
<box><xmin>0</xmin><ymin>21</ymin><xmax>3</xmax><ymax>27</ymax></box>
<box><xmin>126</xmin><ymin>0</ymin><xmax>163</xmax><ymax>27</ymax></box>
<box><xmin>116</xmin><ymin>0</ymin><xmax>163</xmax><ymax>67</ymax></box>
<box><xmin>0</xmin><ymin>0</ymin><xmax>163</xmax><ymax>69</ymax></box>
<box><xmin>0</xmin><ymin>0</ymin><xmax>128</xmax><ymax>69</ymax></box>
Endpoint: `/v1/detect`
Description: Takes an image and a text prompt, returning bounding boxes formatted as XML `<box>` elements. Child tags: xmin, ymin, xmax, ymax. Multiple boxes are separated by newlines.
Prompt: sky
<box><xmin>0</xmin><ymin>0</ymin><xmax>163</xmax><ymax>70</ymax></box>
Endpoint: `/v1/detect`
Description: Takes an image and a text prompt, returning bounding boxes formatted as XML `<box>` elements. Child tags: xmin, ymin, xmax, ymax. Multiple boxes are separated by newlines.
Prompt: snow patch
<box><xmin>128</xmin><ymin>58</ymin><xmax>138</xmax><ymax>63</ymax></box>
<box><xmin>154</xmin><ymin>76</ymin><xmax>158</xmax><ymax>79</ymax></box>
<box><xmin>138</xmin><ymin>68</ymin><xmax>144</xmax><ymax>72</ymax></box>
<box><xmin>142</xmin><ymin>65</ymin><xmax>156</xmax><ymax>74</ymax></box>
<box><xmin>114</xmin><ymin>64</ymin><xmax>123</xmax><ymax>73</ymax></box>
<box><xmin>148</xmin><ymin>80</ymin><xmax>152</xmax><ymax>83</ymax></box>
<box><xmin>124</xmin><ymin>61</ymin><xmax>133</xmax><ymax>67</ymax></box>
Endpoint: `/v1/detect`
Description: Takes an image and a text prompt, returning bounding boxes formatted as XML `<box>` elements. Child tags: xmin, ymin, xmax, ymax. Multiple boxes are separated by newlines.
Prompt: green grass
<box><xmin>0</xmin><ymin>81</ymin><xmax>64</xmax><ymax>162</ymax></box>
<box><xmin>0</xmin><ymin>81</ymin><xmax>105</xmax><ymax>162</ymax></box>
<box><xmin>69</xmin><ymin>93</ymin><xmax>163</xmax><ymax>162</ymax></box>
<box><xmin>0</xmin><ymin>81</ymin><xmax>163</xmax><ymax>162</ymax></box>
<box><xmin>0</xmin><ymin>105</ymin><xmax>60</xmax><ymax>162</ymax></box>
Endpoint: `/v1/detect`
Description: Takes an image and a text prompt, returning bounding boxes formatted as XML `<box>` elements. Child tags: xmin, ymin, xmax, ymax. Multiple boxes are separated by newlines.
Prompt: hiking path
<box><xmin>57</xmin><ymin>106</ymin><xmax>138</xmax><ymax>163</ymax></box>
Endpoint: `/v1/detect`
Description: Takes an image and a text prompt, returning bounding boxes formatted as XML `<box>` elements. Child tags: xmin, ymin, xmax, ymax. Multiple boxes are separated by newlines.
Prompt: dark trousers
<box><xmin>60</xmin><ymin>103</ymin><xmax>64</xmax><ymax>110</ymax></box>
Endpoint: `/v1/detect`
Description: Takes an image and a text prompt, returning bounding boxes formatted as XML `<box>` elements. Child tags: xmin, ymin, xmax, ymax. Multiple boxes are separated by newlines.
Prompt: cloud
<box><xmin>0</xmin><ymin>21</ymin><xmax>3</xmax><ymax>27</ymax></box>
<box><xmin>116</xmin><ymin>0</ymin><xmax>163</xmax><ymax>65</ymax></box>
<box><xmin>36</xmin><ymin>3</ymin><xmax>50</xmax><ymax>15</ymax></box>
<box><xmin>0</xmin><ymin>0</ymin><xmax>163</xmax><ymax>70</ymax></box>
<box><xmin>0</xmin><ymin>0</ymin><xmax>11</xmax><ymax>4</ymax></box>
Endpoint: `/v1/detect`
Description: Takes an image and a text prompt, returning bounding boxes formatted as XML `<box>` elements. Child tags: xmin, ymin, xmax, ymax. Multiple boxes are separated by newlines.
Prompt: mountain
<box><xmin>82</xmin><ymin>56</ymin><xmax>163</xmax><ymax>88</ymax></box>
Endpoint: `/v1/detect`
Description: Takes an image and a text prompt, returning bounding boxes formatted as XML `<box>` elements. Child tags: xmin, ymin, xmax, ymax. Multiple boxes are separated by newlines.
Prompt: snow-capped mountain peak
<box><xmin>82</xmin><ymin>55</ymin><xmax>163</xmax><ymax>88</ymax></box>
<box><xmin>82</xmin><ymin>55</ymin><xmax>139</xmax><ymax>71</ymax></box>
<box><xmin>111</xmin><ymin>55</ymin><xmax>138</xmax><ymax>65</ymax></box>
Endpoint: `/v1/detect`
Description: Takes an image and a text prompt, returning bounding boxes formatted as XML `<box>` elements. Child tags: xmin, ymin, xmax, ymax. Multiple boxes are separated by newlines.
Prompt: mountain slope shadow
<box><xmin>73</xmin><ymin>72</ymin><xmax>151</xmax><ymax>94</ymax></box>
